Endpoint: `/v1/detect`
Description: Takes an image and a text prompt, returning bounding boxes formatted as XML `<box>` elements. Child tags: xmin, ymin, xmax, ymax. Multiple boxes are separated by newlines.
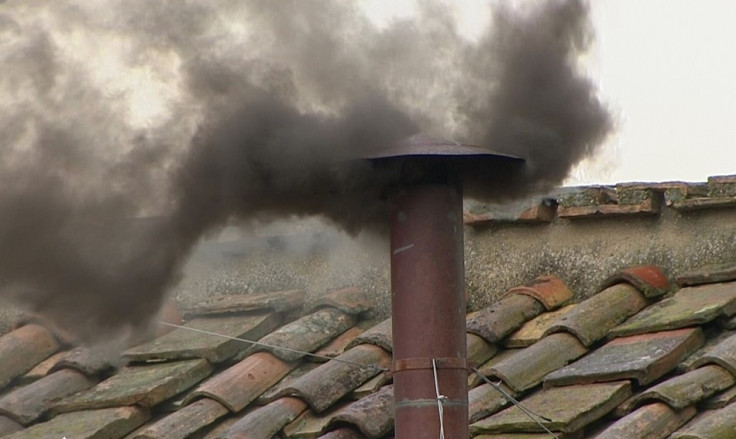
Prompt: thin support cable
<box><xmin>158</xmin><ymin>321</ymin><xmax>389</xmax><ymax>372</ymax></box>
<box><xmin>432</xmin><ymin>358</ymin><xmax>447</xmax><ymax>439</ymax></box>
<box><xmin>471</xmin><ymin>367</ymin><xmax>560</xmax><ymax>439</ymax></box>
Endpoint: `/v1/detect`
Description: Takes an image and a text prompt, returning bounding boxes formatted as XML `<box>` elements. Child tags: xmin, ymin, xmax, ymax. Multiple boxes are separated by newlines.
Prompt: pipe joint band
<box><xmin>395</xmin><ymin>398</ymin><xmax>468</xmax><ymax>409</ymax></box>
<box><xmin>393</xmin><ymin>357</ymin><xmax>467</xmax><ymax>372</ymax></box>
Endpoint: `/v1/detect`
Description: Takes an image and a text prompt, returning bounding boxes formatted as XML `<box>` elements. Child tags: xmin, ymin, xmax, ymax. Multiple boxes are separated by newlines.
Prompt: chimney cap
<box><xmin>363</xmin><ymin>133</ymin><xmax>523</xmax><ymax>162</ymax></box>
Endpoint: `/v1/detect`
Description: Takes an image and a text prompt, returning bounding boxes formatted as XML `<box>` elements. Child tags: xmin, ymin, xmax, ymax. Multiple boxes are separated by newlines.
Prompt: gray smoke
<box><xmin>0</xmin><ymin>0</ymin><xmax>611</xmax><ymax>340</ymax></box>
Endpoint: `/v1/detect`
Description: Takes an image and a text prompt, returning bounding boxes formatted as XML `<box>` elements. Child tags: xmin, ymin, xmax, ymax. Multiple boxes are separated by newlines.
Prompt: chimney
<box><xmin>365</xmin><ymin>134</ymin><xmax>523</xmax><ymax>439</ymax></box>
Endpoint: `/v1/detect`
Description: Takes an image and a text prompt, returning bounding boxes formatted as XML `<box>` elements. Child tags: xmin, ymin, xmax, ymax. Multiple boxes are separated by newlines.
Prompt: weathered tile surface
<box><xmin>244</xmin><ymin>308</ymin><xmax>356</xmax><ymax>362</ymax></box>
<box><xmin>545</xmin><ymin>328</ymin><xmax>704</xmax><ymax>387</ymax></box>
<box><xmin>469</xmin><ymin>382</ymin><xmax>515</xmax><ymax>423</ymax></box>
<box><xmin>703</xmin><ymin>385</ymin><xmax>736</xmax><ymax>410</ymax></box>
<box><xmin>628</xmin><ymin>365</ymin><xmax>735</xmax><ymax>411</ymax></box>
<box><xmin>54</xmin><ymin>359</ymin><xmax>212</xmax><ymax>412</ymax></box>
<box><xmin>20</xmin><ymin>350</ymin><xmax>68</xmax><ymax>383</ymax></box>
<box><xmin>328</xmin><ymin>385</ymin><xmax>394</xmax><ymax>438</ymax></box>
<box><xmin>220</xmin><ymin>396</ymin><xmax>307</xmax><ymax>439</ymax></box>
<box><xmin>4</xmin><ymin>406</ymin><xmax>149</xmax><ymax>439</ymax></box>
<box><xmin>124</xmin><ymin>312</ymin><xmax>280</xmax><ymax>363</ymax></box>
<box><xmin>316</xmin><ymin>427</ymin><xmax>365</xmax><ymax>439</ymax></box>
<box><xmin>670</xmin><ymin>401</ymin><xmax>736</xmax><ymax>439</ymax></box>
<box><xmin>279</xmin><ymin>344</ymin><xmax>391</xmax><ymax>412</ymax></box>
<box><xmin>601</xmin><ymin>265</ymin><xmax>671</xmax><ymax>298</ymax></box>
<box><xmin>284</xmin><ymin>402</ymin><xmax>350</xmax><ymax>439</ymax></box>
<box><xmin>505</xmin><ymin>305</ymin><xmax>575</xmax><ymax>348</ymax></box>
<box><xmin>0</xmin><ymin>416</ymin><xmax>23</xmax><ymax>437</ymax></box>
<box><xmin>185</xmin><ymin>351</ymin><xmax>293</xmax><ymax>411</ymax></box>
<box><xmin>676</xmin><ymin>263</ymin><xmax>736</xmax><ymax>287</ymax></box>
<box><xmin>545</xmin><ymin>283</ymin><xmax>647</xmax><ymax>346</ymax></box>
<box><xmin>489</xmin><ymin>333</ymin><xmax>587</xmax><ymax>392</ymax></box>
<box><xmin>0</xmin><ymin>368</ymin><xmax>97</xmax><ymax>425</ymax></box>
<box><xmin>595</xmin><ymin>403</ymin><xmax>696</xmax><ymax>439</ymax></box>
<box><xmin>505</xmin><ymin>275</ymin><xmax>572</xmax><ymax>311</ymax></box>
<box><xmin>313</xmin><ymin>326</ymin><xmax>365</xmax><ymax>361</ymax></box>
<box><xmin>471</xmin><ymin>381</ymin><xmax>632</xmax><ymax>435</ymax></box>
<box><xmin>51</xmin><ymin>346</ymin><xmax>117</xmax><ymax>376</ymax></box>
<box><xmin>468</xmin><ymin>294</ymin><xmax>545</xmax><ymax>343</ymax></box>
<box><xmin>610</xmin><ymin>282</ymin><xmax>736</xmax><ymax>337</ymax></box>
<box><xmin>346</xmin><ymin>318</ymin><xmax>392</xmax><ymax>352</ymax></box>
<box><xmin>690</xmin><ymin>332</ymin><xmax>736</xmax><ymax>375</ymax></box>
<box><xmin>309</xmin><ymin>287</ymin><xmax>373</xmax><ymax>315</ymax></box>
<box><xmin>132</xmin><ymin>398</ymin><xmax>228</xmax><ymax>439</ymax></box>
<box><xmin>0</xmin><ymin>324</ymin><xmax>59</xmax><ymax>388</ymax></box>
<box><xmin>183</xmin><ymin>289</ymin><xmax>305</xmax><ymax>317</ymax></box>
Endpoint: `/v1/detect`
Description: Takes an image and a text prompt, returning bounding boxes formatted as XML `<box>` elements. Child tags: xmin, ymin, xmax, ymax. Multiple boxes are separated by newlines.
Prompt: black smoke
<box><xmin>0</xmin><ymin>0</ymin><xmax>611</xmax><ymax>340</ymax></box>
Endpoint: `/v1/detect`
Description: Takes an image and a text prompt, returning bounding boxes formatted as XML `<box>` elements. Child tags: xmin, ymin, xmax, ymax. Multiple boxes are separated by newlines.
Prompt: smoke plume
<box><xmin>0</xmin><ymin>0</ymin><xmax>611</xmax><ymax>340</ymax></box>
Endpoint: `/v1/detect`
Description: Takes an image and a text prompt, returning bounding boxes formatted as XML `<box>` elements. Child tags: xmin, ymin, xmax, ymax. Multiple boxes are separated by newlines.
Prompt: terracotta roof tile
<box><xmin>19</xmin><ymin>350</ymin><xmax>69</xmax><ymax>383</ymax></box>
<box><xmin>467</xmin><ymin>332</ymin><xmax>498</xmax><ymax>366</ymax></box>
<box><xmin>0</xmin><ymin>324</ymin><xmax>60</xmax><ymax>388</ymax></box>
<box><xmin>313</xmin><ymin>326</ymin><xmax>365</xmax><ymax>361</ymax></box>
<box><xmin>690</xmin><ymin>332</ymin><xmax>736</xmax><ymax>375</ymax></box>
<box><xmin>350</xmin><ymin>371</ymin><xmax>390</xmax><ymax>399</ymax></box>
<box><xmin>241</xmin><ymin>307</ymin><xmax>357</xmax><ymax>362</ymax></box>
<box><xmin>316</xmin><ymin>427</ymin><xmax>365</xmax><ymax>439</ymax></box>
<box><xmin>601</xmin><ymin>265</ymin><xmax>671</xmax><ymax>298</ymax></box>
<box><xmin>702</xmin><ymin>385</ymin><xmax>736</xmax><ymax>410</ymax></box>
<box><xmin>52</xmin><ymin>346</ymin><xmax>117</xmax><ymax>376</ymax></box>
<box><xmin>546</xmin><ymin>328</ymin><xmax>704</xmax><ymax>388</ymax></box>
<box><xmin>505</xmin><ymin>275</ymin><xmax>572</xmax><ymax>311</ymax></box>
<box><xmin>124</xmin><ymin>312</ymin><xmax>281</xmax><ymax>363</ymax></box>
<box><xmin>309</xmin><ymin>287</ymin><xmax>374</xmax><ymax>315</ymax></box>
<box><xmin>504</xmin><ymin>305</ymin><xmax>575</xmax><ymax>348</ymax></box>
<box><xmin>0</xmin><ymin>416</ymin><xmax>23</xmax><ymax>437</ymax></box>
<box><xmin>182</xmin><ymin>289</ymin><xmax>305</xmax><ymax>317</ymax></box>
<box><xmin>594</xmin><ymin>403</ymin><xmax>696</xmax><ymax>439</ymax></box>
<box><xmin>470</xmin><ymin>348</ymin><xmax>522</xmax><ymax>388</ymax></box>
<box><xmin>131</xmin><ymin>398</ymin><xmax>228</xmax><ymax>439</ymax></box>
<box><xmin>278</xmin><ymin>343</ymin><xmax>391</xmax><ymax>412</ymax></box>
<box><xmin>219</xmin><ymin>396</ymin><xmax>307</xmax><ymax>439</ymax></box>
<box><xmin>283</xmin><ymin>401</ymin><xmax>350</xmax><ymax>439</ymax></box>
<box><xmin>327</xmin><ymin>384</ymin><xmax>394</xmax><ymax>438</ymax></box>
<box><xmin>4</xmin><ymin>406</ymin><xmax>149</xmax><ymax>439</ymax></box>
<box><xmin>627</xmin><ymin>364</ymin><xmax>735</xmax><ymax>411</ymax></box>
<box><xmin>346</xmin><ymin>318</ymin><xmax>392</xmax><ymax>352</ymax></box>
<box><xmin>669</xmin><ymin>402</ymin><xmax>736</xmax><ymax>439</ymax></box>
<box><xmin>488</xmin><ymin>333</ymin><xmax>587</xmax><ymax>393</ymax></box>
<box><xmin>53</xmin><ymin>358</ymin><xmax>212</xmax><ymax>413</ymax></box>
<box><xmin>469</xmin><ymin>382</ymin><xmax>515</xmax><ymax>423</ymax></box>
<box><xmin>676</xmin><ymin>262</ymin><xmax>736</xmax><ymax>287</ymax></box>
<box><xmin>256</xmin><ymin>361</ymin><xmax>321</xmax><ymax>405</ymax></box>
<box><xmin>185</xmin><ymin>352</ymin><xmax>293</xmax><ymax>412</ymax></box>
<box><xmin>0</xmin><ymin>368</ymin><xmax>97</xmax><ymax>425</ymax></box>
<box><xmin>545</xmin><ymin>283</ymin><xmax>647</xmax><ymax>347</ymax></box>
<box><xmin>467</xmin><ymin>294</ymin><xmax>546</xmax><ymax>343</ymax></box>
<box><xmin>470</xmin><ymin>381</ymin><xmax>632</xmax><ymax>435</ymax></box>
<box><xmin>609</xmin><ymin>282</ymin><xmax>736</xmax><ymax>338</ymax></box>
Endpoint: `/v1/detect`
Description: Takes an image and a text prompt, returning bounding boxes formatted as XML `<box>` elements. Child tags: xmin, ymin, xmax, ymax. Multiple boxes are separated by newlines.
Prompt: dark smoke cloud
<box><xmin>0</xmin><ymin>0</ymin><xmax>611</xmax><ymax>341</ymax></box>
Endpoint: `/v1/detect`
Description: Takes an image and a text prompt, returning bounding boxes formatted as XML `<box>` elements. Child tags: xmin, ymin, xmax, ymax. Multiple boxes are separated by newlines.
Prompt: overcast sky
<box><xmin>571</xmin><ymin>0</ymin><xmax>736</xmax><ymax>185</ymax></box>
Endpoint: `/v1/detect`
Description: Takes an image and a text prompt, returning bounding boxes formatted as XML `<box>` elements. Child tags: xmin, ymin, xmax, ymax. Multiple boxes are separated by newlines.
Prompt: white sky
<box><xmin>571</xmin><ymin>0</ymin><xmax>736</xmax><ymax>185</ymax></box>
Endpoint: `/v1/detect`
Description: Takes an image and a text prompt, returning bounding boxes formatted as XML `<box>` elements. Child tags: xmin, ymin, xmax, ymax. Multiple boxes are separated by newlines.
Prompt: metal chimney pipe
<box><xmin>362</xmin><ymin>134</ymin><xmax>523</xmax><ymax>439</ymax></box>
<box><xmin>391</xmin><ymin>182</ymin><xmax>468</xmax><ymax>439</ymax></box>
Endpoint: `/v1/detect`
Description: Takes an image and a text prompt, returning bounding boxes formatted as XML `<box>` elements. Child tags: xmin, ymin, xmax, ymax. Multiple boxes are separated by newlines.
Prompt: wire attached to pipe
<box><xmin>472</xmin><ymin>367</ymin><xmax>559</xmax><ymax>439</ymax></box>
<box><xmin>432</xmin><ymin>358</ymin><xmax>447</xmax><ymax>439</ymax></box>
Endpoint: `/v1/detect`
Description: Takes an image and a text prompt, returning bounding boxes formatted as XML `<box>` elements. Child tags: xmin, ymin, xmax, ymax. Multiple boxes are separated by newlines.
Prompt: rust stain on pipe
<box><xmin>391</xmin><ymin>183</ymin><xmax>468</xmax><ymax>439</ymax></box>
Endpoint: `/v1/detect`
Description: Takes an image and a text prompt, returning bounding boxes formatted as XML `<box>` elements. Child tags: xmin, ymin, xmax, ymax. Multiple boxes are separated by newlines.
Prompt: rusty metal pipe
<box><xmin>391</xmin><ymin>183</ymin><xmax>468</xmax><ymax>439</ymax></box>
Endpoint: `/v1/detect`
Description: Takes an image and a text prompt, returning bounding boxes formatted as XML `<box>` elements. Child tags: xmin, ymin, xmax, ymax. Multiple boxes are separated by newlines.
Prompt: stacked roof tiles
<box><xmin>464</xmin><ymin>175</ymin><xmax>736</xmax><ymax>224</ymax></box>
<box><xmin>3</xmin><ymin>263</ymin><xmax>736</xmax><ymax>438</ymax></box>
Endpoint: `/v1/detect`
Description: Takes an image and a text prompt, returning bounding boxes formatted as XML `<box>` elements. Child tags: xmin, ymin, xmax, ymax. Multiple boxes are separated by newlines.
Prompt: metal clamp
<box><xmin>393</xmin><ymin>357</ymin><xmax>467</xmax><ymax>372</ymax></box>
